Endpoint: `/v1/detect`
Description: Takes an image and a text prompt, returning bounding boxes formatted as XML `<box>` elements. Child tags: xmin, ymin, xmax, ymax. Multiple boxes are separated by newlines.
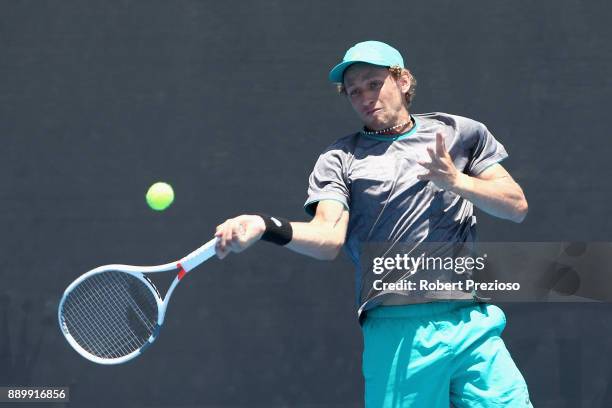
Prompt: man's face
<box><xmin>343</xmin><ymin>63</ymin><xmax>409</xmax><ymax>130</ymax></box>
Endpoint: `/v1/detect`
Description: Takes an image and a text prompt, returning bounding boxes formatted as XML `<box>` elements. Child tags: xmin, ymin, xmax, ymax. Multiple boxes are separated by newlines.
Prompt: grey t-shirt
<box><xmin>304</xmin><ymin>112</ymin><xmax>508</xmax><ymax>318</ymax></box>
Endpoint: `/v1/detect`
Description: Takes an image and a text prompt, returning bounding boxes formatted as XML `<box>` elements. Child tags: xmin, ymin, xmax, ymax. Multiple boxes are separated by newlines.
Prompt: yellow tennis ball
<box><xmin>146</xmin><ymin>182</ymin><xmax>174</xmax><ymax>211</ymax></box>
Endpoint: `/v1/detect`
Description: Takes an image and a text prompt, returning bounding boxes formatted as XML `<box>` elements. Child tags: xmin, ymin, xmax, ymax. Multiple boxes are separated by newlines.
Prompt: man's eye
<box><xmin>369</xmin><ymin>81</ymin><xmax>382</xmax><ymax>89</ymax></box>
<box><xmin>349</xmin><ymin>89</ymin><xmax>360</xmax><ymax>97</ymax></box>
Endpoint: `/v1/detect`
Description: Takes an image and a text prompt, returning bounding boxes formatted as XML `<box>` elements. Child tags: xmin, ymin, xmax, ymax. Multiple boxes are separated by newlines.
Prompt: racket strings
<box><xmin>70</xmin><ymin>273</ymin><xmax>157</xmax><ymax>358</ymax></box>
<box><xmin>60</xmin><ymin>271</ymin><xmax>159</xmax><ymax>359</ymax></box>
<box><xmin>64</xmin><ymin>275</ymin><xmax>148</xmax><ymax>358</ymax></box>
<box><xmin>72</xmin><ymin>275</ymin><xmax>147</xmax><ymax>356</ymax></box>
<box><xmin>68</xmin><ymin>276</ymin><xmax>136</xmax><ymax>356</ymax></box>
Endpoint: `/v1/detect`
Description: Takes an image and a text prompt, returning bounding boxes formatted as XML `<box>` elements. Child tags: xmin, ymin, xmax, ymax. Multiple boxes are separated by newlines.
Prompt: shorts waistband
<box><xmin>366</xmin><ymin>300</ymin><xmax>482</xmax><ymax>319</ymax></box>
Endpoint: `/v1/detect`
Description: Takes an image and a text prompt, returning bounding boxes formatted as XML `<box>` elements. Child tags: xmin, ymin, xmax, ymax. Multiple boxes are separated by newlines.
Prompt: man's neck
<box><xmin>363</xmin><ymin>114</ymin><xmax>413</xmax><ymax>136</ymax></box>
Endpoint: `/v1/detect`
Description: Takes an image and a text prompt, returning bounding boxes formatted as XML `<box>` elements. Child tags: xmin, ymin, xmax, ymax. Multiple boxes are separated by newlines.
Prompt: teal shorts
<box><xmin>362</xmin><ymin>301</ymin><xmax>533</xmax><ymax>408</ymax></box>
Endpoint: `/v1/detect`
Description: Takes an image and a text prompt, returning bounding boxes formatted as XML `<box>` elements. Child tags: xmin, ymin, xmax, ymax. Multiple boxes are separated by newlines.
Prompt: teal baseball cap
<box><xmin>328</xmin><ymin>40</ymin><xmax>404</xmax><ymax>83</ymax></box>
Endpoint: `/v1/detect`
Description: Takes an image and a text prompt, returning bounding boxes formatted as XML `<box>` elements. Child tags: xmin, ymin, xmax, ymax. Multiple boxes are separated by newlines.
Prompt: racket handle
<box><xmin>180</xmin><ymin>237</ymin><xmax>218</xmax><ymax>272</ymax></box>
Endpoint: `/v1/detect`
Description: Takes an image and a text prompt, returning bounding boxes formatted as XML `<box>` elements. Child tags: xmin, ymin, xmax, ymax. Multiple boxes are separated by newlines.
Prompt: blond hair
<box><xmin>336</xmin><ymin>65</ymin><xmax>417</xmax><ymax>108</ymax></box>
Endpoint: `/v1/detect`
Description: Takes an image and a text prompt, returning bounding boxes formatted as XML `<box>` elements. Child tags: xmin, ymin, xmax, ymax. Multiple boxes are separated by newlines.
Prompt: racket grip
<box><xmin>180</xmin><ymin>237</ymin><xmax>218</xmax><ymax>272</ymax></box>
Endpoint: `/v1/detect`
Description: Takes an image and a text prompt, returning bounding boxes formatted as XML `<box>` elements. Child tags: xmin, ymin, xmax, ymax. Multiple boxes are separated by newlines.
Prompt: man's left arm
<box><xmin>417</xmin><ymin>133</ymin><xmax>528</xmax><ymax>223</ymax></box>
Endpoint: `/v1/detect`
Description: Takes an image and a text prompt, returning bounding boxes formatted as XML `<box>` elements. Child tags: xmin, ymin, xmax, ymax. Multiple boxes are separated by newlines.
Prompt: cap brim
<box><xmin>328</xmin><ymin>60</ymin><xmax>391</xmax><ymax>83</ymax></box>
<box><xmin>328</xmin><ymin>61</ymin><xmax>357</xmax><ymax>83</ymax></box>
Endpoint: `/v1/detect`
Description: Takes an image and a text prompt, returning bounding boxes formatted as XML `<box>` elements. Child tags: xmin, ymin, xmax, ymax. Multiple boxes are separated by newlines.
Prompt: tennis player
<box><xmin>215</xmin><ymin>40</ymin><xmax>532</xmax><ymax>407</ymax></box>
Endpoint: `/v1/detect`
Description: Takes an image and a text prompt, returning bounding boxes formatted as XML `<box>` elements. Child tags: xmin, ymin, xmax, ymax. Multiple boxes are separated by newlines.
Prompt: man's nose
<box><xmin>361</xmin><ymin>93</ymin><xmax>376</xmax><ymax>107</ymax></box>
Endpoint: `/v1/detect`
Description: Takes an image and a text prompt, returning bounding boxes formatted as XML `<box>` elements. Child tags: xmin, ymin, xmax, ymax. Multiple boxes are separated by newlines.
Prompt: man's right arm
<box><xmin>286</xmin><ymin>200</ymin><xmax>349</xmax><ymax>260</ymax></box>
<box><xmin>214</xmin><ymin>200</ymin><xmax>349</xmax><ymax>260</ymax></box>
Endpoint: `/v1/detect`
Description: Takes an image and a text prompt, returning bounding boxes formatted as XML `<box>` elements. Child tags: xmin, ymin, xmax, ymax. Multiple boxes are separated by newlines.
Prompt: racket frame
<box><xmin>58</xmin><ymin>238</ymin><xmax>217</xmax><ymax>365</ymax></box>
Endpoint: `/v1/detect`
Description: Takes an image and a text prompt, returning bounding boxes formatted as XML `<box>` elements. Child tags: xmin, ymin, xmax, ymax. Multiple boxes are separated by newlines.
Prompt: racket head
<box><xmin>58</xmin><ymin>266</ymin><xmax>164</xmax><ymax>365</ymax></box>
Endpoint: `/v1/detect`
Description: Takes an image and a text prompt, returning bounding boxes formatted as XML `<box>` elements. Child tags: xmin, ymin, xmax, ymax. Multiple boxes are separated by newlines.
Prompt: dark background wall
<box><xmin>1</xmin><ymin>0</ymin><xmax>611</xmax><ymax>407</ymax></box>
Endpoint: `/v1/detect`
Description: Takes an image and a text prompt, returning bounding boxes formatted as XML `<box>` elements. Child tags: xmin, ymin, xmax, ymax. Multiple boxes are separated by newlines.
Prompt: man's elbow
<box><xmin>316</xmin><ymin>240</ymin><xmax>344</xmax><ymax>261</ymax></box>
<box><xmin>511</xmin><ymin>199</ymin><xmax>529</xmax><ymax>223</ymax></box>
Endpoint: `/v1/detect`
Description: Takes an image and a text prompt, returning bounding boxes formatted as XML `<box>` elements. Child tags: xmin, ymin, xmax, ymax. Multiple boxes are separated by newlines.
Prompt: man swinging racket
<box><xmin>215</xmin><ymin>40</ymin><xmax>532</xmax><ymax>407</ymax></box>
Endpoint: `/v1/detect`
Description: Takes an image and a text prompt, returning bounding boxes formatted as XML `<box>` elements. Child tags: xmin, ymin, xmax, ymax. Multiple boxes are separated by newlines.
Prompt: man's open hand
<box><xmin>416</xmin><ymin>133</ymin><xmax>464</xmax><ymax>191</ymax></box>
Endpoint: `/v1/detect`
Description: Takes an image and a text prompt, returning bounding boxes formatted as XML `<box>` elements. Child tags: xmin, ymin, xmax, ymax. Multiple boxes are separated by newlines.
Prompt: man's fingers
<box><xmin>237</xmin><ymin>222</ymin><xmax>246</xmax><ymax>238</ymax></box>
<box><xmin>224</xmin><ymin>222</ymin><xmax>235</xmax><ymax>247</ymax></box>
<box><xmin>219</xmin><ymin>223</ymin><xmax>230</xmax><ymax>250</ymax></box>
<box><xmin>426</xmin><ymin>147</ymin><xmax>441</xmax><ymax>164</ymax></box>
<box><xmin>436</xmin><ymin>133</ymin><xmax>451</xmax><ymax>159</ymax></box>
<box><xmin>417</xmin><ymin>160</ymin><xmax>435</xmax><ymax>170</ymax></box>
<box><xmin>228</xmin><ymin>222</ymin><xmax>242</xmax><ymax>250</ymax></box>
<box><xmin>216</xmin><ymin>220</ymin><xmax>232</xmax><ymax>247</ymax></box>
<box><xmin>215</xmin><ymin>229</ymin><xmax>229</xmax><ymax>258</ymax></box>
<box><xmin>216</xmin><ymin>227</ymin><xmax>237</xmax><ymax>258</ymax></box>
<box><xmin>435</xmin><ymin>133</ymin><xmax>443</xmax><ymax>155</ymax></box>
<box><xmin>216</xmin><ymin>246</ymin><xmax>230</xmax><ymax>259</ymax></box>
<box><xmin>226</xmin><ymin>220</ymin><xmax>248</xmax><ymax>251</ymax></box>
<box><xmin>435</xmin><ymin>133</ymin><xmax>446</xmax><ymax>157</ymax></box>
<box><xmin>215</xmin><ymin>215</ymin><xmax>259</xmax><ymax>258</ymax></box>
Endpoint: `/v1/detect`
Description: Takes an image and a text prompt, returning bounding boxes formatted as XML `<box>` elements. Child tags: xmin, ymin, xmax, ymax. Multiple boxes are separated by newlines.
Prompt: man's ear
<box><xmin>398</xmin><ymin>70</ymin><xmax>412</xmax><ymax>94</ymax></box>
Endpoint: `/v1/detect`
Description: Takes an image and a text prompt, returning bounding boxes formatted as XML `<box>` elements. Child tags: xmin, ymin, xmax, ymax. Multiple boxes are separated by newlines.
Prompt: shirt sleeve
<box><xmin>465</xmin><ymin>122</ymin><xmax>509</xmax><ymax>176</ymax></box>
<box><xmin>304</xmin><ymin>146</ymin><xmax>350</xmax><ymax>217</ymax></box>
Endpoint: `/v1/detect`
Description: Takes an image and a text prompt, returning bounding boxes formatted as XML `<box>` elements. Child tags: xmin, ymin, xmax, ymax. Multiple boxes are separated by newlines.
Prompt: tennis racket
<box><xmin>58</xmin><ymin>237</ymin><xmax>218</xmax><ymax>365</ymax></box>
